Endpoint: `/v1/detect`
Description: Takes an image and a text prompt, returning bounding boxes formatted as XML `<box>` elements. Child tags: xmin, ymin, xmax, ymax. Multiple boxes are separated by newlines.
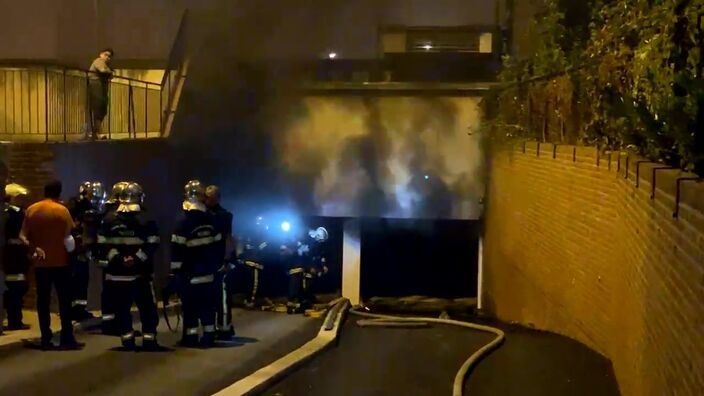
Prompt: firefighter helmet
<box><xmin>309</xmin><ymin>227</ymin><xmax>328</xmax><ymax>242</ymax></box>
<box><xmin>183</xmin><ymin>179</ymin><xmax>205</xmax><ymax>210</ymax></box>
<box><xmin>80</xmin><ymin>181</ymin><xmax>106</xmax><ymax>209</ymax></box>
<box><xmin>107</xmin><ymin>181</ymin><xmax>130</xmax><ymax>205</ymax></box>
<box><xmin>119</xmin><ymin>182</ymin><xmax>144</xmax><ymax>206</ymax></box>
<box><xmin>5</xmin><ymin>183</ymin><xmax>29</xmax><ymax>206</ymax></box>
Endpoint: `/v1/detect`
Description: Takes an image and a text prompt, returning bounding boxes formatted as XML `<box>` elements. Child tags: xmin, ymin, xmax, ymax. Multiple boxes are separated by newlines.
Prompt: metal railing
<box><xmin>0</xmin><ymin>65</ymin><xmax>162</xmax><ymax>142</ymax></box>
<box><xmin>0</xmin><ymin>10</ymin><xmax>189</xmax><ymax>142</ymax></box>
<box><xmin>160</xmin><ymin>9</ymin><xmax>190</xmax><ymax>138</ymax></box>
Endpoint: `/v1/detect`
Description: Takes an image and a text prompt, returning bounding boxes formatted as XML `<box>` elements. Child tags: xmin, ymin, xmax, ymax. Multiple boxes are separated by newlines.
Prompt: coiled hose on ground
<box><xmin>348</xmin><ymin>307</ymin><xmax>506</xmax><ymax>396</ymax></box>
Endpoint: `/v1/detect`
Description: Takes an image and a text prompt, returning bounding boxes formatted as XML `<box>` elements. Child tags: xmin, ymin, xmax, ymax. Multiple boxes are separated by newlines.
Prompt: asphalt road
<box><xmin>0</xmin><ymin>309</ymin><xmax>320</xmax><ymax>396</ymax></box>
<box><xmin>265</xmin><ymin>317</ymin><xmax>621</xmax><ymax>396</ymax></box>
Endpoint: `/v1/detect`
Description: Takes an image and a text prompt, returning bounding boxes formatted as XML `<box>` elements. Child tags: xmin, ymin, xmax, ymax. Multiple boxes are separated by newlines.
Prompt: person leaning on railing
<box><xmin>87</xmin><ymin>48</ymin><xmax>114</xmax><ymax>140</ymax></box>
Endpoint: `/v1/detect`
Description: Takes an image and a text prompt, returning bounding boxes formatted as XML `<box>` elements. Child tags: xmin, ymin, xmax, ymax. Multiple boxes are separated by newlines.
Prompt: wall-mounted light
<box><xmin>328</xmin><ymin>52</ymin><xmax>337</xmax><ymax>59</ymax></box>
<box><xmin>423</xmin><ymin>44</ymin><xmax>433</xmax><ymax>51</ymax></box>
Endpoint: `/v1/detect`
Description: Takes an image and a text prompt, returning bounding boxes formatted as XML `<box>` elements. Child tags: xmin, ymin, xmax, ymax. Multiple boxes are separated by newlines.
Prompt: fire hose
<box><xmin>348</xmin><ymin>307</ymin><xmax>505</xmax><ymax>396</ymax></box>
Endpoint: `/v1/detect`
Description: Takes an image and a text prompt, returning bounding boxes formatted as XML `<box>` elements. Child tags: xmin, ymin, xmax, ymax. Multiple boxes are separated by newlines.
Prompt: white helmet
<box><xmin>308</xmin><ymin>227</ymin><xmax>328</xmax><ymax>242</ymax></box>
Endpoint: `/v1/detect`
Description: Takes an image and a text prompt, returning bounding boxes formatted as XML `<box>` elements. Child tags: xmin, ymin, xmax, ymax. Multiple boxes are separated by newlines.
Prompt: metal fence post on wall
<box><xmin>44</xmin><ymin>67</ymin><xmax>49</xmax><ymax>142</ymax></box>
<box><xmin>86</xmin><ymin>71</ymin><xmax>93</xmax><ymax>138</ymax></box>
<box><xmin>128</xmin><ymin>81</ymin><xmax>133</xmax><ymax>138</ymax></box>
<box><xmin>145</xmin><ymin>84</ymin><xmax>148</xmax><ymax>138</ymax></box>
<box><xmin>159</xmin><ymin>83</ymin><xmax>163</xmax><ymax>135</ymax></box>
<box><xmin>63</xmin><ymin>69</ymin><xmax>67</xmax><ymax>142</ymax></box>
<box><xmin>108</xmin><ymin>81</ymin><xmax>112</xmax><ymax>140</ymax></box>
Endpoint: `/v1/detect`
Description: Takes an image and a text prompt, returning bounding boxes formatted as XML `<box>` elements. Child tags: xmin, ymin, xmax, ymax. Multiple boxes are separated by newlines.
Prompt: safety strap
<box><xmin>102</xmin><ymin>314</ymin><xmax>115</xmax><ymax>321</ymax></box>
<box><xmin>186</xmin><ymin>327</ymin><xmax>198</xmax><ymax>335</ymax></box>
<box><xmin>203</xmin><ymin>324</ymin><xmax>215</xmax><ymax>333</ymax></box>
<box><xmin>121</xmin><ymin>331</ymin><xmax>135</xmax><ymax>340</ymax></box>
<box><xmin>146</xmin><ymin>235</ymin><xmax>160</xmax><ymax>244</ymax></box>
<box><xmin>170</xmin><ymin>262</ymin><xmax>182</xmax><ymax>270</ymax></box>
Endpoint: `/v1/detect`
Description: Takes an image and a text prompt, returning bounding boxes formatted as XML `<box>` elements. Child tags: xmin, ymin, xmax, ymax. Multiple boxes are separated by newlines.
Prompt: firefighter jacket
<box><xmin>207</xmin><ymin>204</ymin><xmax>233</xmax><ymax>261</ymax></box>
<box><xmin>3</xmin><ymin>204</ymin><xmax>29</xmax><ymax>276</ymax></box>
<box><xmin>170</xmin><ymin>209</ymin><xmax>223</xmax><ymax>281</ymax></box>
<box><xmin>97</xmin><ymin>210</ymin><xmax>160</xmax><ymax>280</ymax></box>
<box><xmin>240</xmin><ymin>229</ymin><xmax>268</xmax><ymax>270</ymax></box>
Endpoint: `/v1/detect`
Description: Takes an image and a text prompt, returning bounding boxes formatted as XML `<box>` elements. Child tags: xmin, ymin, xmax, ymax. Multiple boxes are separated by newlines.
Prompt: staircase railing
<box><xmin>0</xmin><ymin>63</ymin><xmax>162</xmax><ymax>142</ymax></box>
<box><xmin>160</xmin><ymin>9</ymin><xmax>190</xmax><ymax>138</ymax></box>
<box><xmin>0</xmin><ymin>10</ymin><xmax>189</xmax><ymax>143</ymax></box>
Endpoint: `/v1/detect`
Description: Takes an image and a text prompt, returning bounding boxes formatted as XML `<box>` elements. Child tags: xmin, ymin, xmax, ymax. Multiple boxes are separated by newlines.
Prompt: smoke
<box><xmin>274</xmin><ymin>96</ymin><xmax>484</xmax><ymax>219</ymax></box>
<box><xmin>170</xmin><ymin>2</ymin><xmax>491</xmax><ymax>220</ymax></box>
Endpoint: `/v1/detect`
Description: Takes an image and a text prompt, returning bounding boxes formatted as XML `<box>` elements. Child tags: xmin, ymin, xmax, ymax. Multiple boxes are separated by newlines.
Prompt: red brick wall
<box><xmin>483</xmin><ymin>142</ymin><xmax>704</xmax><ymax>396</ymax></box>
<box><xmin>2</xmin><ymin>143</ymin><xmax>57</xmax><ymax>308</ymax></box>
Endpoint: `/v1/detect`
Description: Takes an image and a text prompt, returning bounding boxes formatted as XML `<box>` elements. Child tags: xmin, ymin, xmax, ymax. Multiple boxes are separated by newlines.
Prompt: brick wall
<box><xmin>2</xmin><ymin>143</ymin><xmax>57</xmax><ymax>308</ymax></box>
<box><xmin>483</xmin><ymin>142</ymin><xmax>704</xmax><ymax>396</ymax></box>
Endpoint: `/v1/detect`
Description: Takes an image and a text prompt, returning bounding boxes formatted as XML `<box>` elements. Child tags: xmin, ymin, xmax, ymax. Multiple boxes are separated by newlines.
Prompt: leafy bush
<box><xmin>483</xmin><ymin>0</ymin><xmax>704</xmax><ymax>174</ymax></box>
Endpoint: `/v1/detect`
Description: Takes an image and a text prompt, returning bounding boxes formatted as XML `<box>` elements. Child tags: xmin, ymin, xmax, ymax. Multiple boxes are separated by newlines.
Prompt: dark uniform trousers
<box><xmin>109</xmin><ymin>275</ymin><xmax>158</xmax><ymax>342</ymax></box>
<box><xmin>97</xmin><ymin>210</ymin><xmax>160</xmax><ymax>344</ymax></box>
<box><xmin>171</xmin><ymin>208</ymin><xmax>223</xmax><ymax>346</ymax></box>
<box><xmin>242</xmin><ymin>261</ymin><xmax>263</xmax><ymax>305</ymax></box>
<box><xmin>4</xmin><ymin>274</ymin><xmax>28</xmax><ymax>327</ymax></box>
<box><xmin>287</xmin><ymin>267</ymin><xmax>305</xmax><ymax>310</ymax></box>
<box><xmin>99</xmin><ymin>265</ymin><xmax>117</xmax><ymax>333</ymax></box>
<box><xmin>70</xmin><ymin>257</ymin><xmax>91</xmax><ymax>316</ymax></box>
<box><xmin>182</xmin><ymin>274</ymin><xmax>218</xmax><ymax>341</ymax></box>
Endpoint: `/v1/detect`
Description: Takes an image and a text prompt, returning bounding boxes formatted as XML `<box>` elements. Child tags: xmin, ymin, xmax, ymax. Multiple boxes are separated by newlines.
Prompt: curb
<box><xmin>212</xmin><ymin>298</ymin><xmax>350</xmax><ymax>396</ymax></box>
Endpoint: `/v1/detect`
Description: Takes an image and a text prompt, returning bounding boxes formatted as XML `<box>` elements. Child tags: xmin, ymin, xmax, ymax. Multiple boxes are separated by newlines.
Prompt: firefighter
<box><xmin>97</xmin><ymin>182</ymin><xmax>160</xmax><ymax>350</ymax></box>
<box><xmin>285</xmin><ymin>226</ymin><xmax>329</xmax><ymax>314</ymax></box>
<box><xmin>97</xmin><ymin>181</ymin><xmax>129</xmax><ymax>335</ymax></box>
<box><xmin>170</xmin><ymin>180</ymin><xmax>222</xmax><ymax>348</ymax></box>
<box><xmin>302</xmin><ymin>227</ymin><xmax>329</xmax><ymax>306</ymax></box>
<box><xmin>67</xmin><ymin>181</ymin><xmax>106</xmax><ymax>321</ymax></box>
<box><xmin>238</xmin><ymin>216</ymin><xmax>269</xmax><ymax>309</ymax></box>
<box><xmin>204</xmin><ymin>185</ymin><xmax>236</xmax><ymax>340</ymax></box>
<box><xmin>3</xmin><ymin>183</ymin><xmax>31</xmax><ymax>330</ymax></box>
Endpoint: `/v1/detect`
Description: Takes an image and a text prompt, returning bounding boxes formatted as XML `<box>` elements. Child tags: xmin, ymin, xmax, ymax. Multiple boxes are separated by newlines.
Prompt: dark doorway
<box><xmin>360</xmin><ymin>218</ymin><xmax>479</xmax><ymax>299</ymax></box>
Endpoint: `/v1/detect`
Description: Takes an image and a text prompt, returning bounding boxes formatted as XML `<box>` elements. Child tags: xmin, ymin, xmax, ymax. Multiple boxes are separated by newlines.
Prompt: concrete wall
<box><xmin>483</xmin><ymin>142</ymin><xmax>704</xmax><ymax>395</ymax></box>
<box><xmin>0</xmin><ymin>0</ymin><xmax>497</xmax><ymax>65</ymax></box>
